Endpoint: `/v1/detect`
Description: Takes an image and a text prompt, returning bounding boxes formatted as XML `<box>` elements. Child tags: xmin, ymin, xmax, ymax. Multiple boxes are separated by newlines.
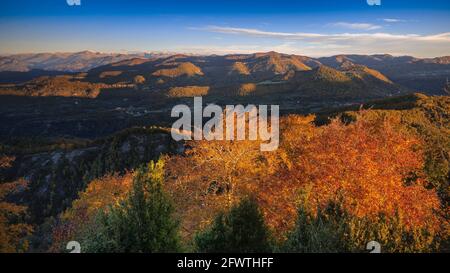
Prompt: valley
<box><xmin>1</xmin><ymin>51</ymin><xmax>449</xmax><ymax>140</ymax></box>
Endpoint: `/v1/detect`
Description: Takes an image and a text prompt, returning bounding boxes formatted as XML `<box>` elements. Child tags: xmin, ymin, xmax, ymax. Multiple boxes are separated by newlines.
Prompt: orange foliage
<box><xmin>166</xmin><ymin>140</ymin><xmax>262</xmax><ymax>239</ymax></box>
<box><xmin>0</xmin><ymin>156</ymin><xmax>32</xmax><ymax>253</ymax></box>
<box><xmin>0</xmin><ymin>155</ymin><xmax>14</xmax><ymax>169</ymax></box>
<box><xmin>50</xmin><ymin>173</ymin><xmax>133</xmax><ymax>251</ymax></box>
<box><xmin>165</xmin><ymin>113</ymin><xmax>299</xmax><ymax>240</ymax></box>
<box><xmin>260</xmin><ymin>114</ymin><xmax>442</xmax><ymax>234</ymax></box>
<box><xmin>165</xmin><ymin>114</ymin><xmax>444</xmax><ymax>241</ymax></box>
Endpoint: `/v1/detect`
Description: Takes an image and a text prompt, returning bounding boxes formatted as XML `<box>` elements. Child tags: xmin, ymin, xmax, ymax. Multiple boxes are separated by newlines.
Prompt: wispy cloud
<box><xmin>202</xmin><ymin>26</ymin><xmax>450</xmax><ymax>42</ymax></box>
<box><xmin>192</xmin><ymin>26</ymin><xmax>450</xmax><ymax>57</ymax></box>
<box><xmin>382</xmin><ymin>18</ymin><xmax>407</xmax><ymax>23</ymax></box>
<box><xmin>331</xmin><ymin>22</ymin><xmax>382</xmax><ymax>31</ymax></box>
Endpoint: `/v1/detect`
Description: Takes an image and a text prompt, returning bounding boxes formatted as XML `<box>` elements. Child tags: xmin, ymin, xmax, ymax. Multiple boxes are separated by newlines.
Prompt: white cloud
<box><xmin>192</xmin><ymin>26</ymin><xmax>450</xmax><ymax>57</ymax></box>
<box><xmin>382</xmin><ymin>18</ymin><xmax>407</xmax><ymax>23</ymax></box>
<box><xmin>203</xmin><ymin>26</ymin><xmax>450</xmax><ymax>43</ymax></box>
<box><xmin>331</xmin><ymin>22</ymin><xmax>382</xmax><ymax>31</ymax></box>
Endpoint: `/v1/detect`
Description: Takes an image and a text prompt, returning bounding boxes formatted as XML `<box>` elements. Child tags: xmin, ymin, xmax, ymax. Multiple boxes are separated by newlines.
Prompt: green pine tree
<box><xmin>82</xmin><ymin>159</ymin><xmax>181</xmax><ymax>253</ymax></box>
<box><xmin>195</xmin><ymin>197</ymin><xmax>272</xmax><ymax>253</ymax></box>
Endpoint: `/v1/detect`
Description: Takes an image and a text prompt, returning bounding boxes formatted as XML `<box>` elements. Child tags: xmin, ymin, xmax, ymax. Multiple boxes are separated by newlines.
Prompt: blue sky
<box><xmin>0</xmin><ymin>0</ymin><xmax>449</xmax><ymax>57</ymax></box>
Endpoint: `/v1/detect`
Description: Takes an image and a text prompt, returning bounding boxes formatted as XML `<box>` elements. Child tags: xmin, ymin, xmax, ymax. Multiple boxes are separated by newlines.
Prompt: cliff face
<box><xmin>6</xmin><ymin>127</ymin><xmax>184</xmax><ymax>223</ymax></box>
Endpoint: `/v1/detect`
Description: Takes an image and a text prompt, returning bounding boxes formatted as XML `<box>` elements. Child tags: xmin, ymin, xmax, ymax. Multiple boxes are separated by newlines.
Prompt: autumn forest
<box><xmin>1</xmin><ymin>92</ymin><xmax>449</xmax><ymax>253</ymax></box>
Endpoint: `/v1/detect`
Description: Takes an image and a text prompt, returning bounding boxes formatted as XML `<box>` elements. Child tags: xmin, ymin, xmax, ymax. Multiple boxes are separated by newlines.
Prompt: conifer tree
<box><xmin>195</xmin><ymin>197</ymin><xmax>271</xmax><ymax>253</ymax></box>
<box><xmin>82</xmin><ymin>160</ymin><xmax>181</xmax><ymax>253</ymax></box>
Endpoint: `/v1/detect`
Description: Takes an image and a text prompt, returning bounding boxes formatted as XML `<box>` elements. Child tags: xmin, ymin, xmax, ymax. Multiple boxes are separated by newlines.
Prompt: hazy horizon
<box><xmin>0</xmin><ymin>49</ymin><xmax>449</xmax><ymax>59</ymax></box>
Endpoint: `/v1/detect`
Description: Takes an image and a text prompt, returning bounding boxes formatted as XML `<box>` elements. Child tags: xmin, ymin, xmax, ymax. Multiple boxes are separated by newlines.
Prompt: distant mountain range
<box><xmin>1</xmin><ymin>51</ymin><xmax>448</xmax><ymax>74</ymax></box>
<box><xmin>0</xmin><ymin>51</ymin><xmax>172</xmax><ymax>72</ymax></box>
<box><xmin>80</xmin><ymin>51</ymin><xmax>446</xmax><ymax>98</ymax></box>
<box><xmin>318</xmin><ymin>54</ymin><xmax>450</xmax><ymax>93</ymax></box>
<box><xmin>0</xmin><ymin>51</ymin><xmax>449</xmax><ymax>99</ymax></box>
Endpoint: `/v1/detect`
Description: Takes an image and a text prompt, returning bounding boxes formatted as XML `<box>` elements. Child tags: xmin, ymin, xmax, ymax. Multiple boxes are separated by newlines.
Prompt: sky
<box><xmin>0</xmin><ymin>0</ymin><xmax>449</xmax><ymax>57</ymax></box>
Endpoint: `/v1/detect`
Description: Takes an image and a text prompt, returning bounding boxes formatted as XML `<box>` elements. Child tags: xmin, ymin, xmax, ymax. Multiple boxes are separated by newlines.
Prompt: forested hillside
<box><xmin>1</xmin><ymin>93</ymin><xmax>448</xmax><ymax>253</ymax></box>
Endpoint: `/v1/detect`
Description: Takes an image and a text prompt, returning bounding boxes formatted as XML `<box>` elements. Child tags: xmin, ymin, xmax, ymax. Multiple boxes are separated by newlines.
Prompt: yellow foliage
<box><xmin>50</xmin><ymin>173</ymin><xmax>133</xmax><ymax>252</ymax></box>
<box><xmin>0</xmin><ymin>156</ymin><xmax>32</xmax><ymax>253</ymax></box>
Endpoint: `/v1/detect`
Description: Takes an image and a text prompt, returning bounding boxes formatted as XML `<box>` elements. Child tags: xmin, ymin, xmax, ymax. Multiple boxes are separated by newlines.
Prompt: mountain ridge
<box><xmin>2</xmin><ymin>50</ymin><xmax>449</xmax><ymax>72</ymax></box>
<box><xmin>1</xmin><ymin>51</ymin><xmax>449</xmax><ymax>98</ymax></box>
